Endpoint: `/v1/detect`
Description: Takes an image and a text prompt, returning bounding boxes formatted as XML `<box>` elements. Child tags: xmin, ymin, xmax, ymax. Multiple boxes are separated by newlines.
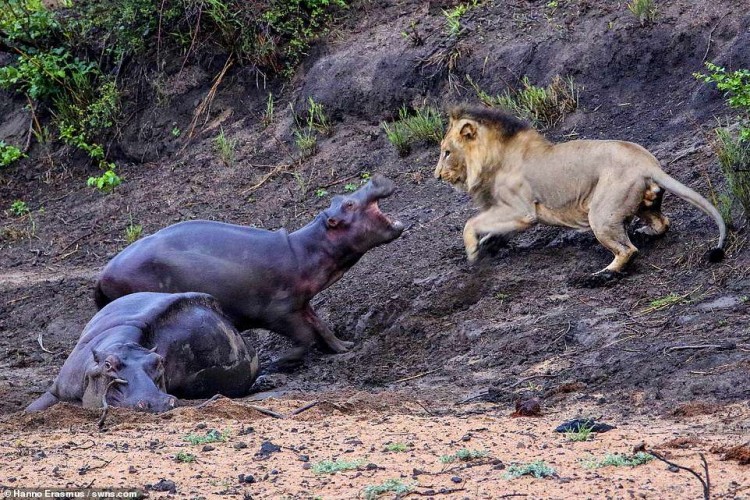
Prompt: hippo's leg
<box><xmin>303</xmin><ymin>305</ymin><xmax>353</xmax><ymax>353</ymax></box>
<box><xmin>264</xmin><ymin>314</ymin><xmax>317</xmax><ymax>373</ymax></box>
<box><xmin>25</xmin><ymin>391</ymin><xmax>60</xmax><ymax>412</ymax></box>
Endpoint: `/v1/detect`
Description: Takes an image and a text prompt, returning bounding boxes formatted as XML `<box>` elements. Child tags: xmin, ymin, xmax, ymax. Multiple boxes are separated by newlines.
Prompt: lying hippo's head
<box><xmin>82</xmin><ymin>343</ymin><xmax>176</xmax><ymax>412</ymax></box>
<box><xmin>323</xmin><ymin>174</ymin><xmax>404</xmax><ymax>252</ymax></box>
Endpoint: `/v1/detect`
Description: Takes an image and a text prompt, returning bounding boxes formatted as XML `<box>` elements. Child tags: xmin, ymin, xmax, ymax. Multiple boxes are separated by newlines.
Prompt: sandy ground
<box><xmin>0</xmin><ymin>393</ymin><xmax>748</xmax><ymax>499</ymax></box>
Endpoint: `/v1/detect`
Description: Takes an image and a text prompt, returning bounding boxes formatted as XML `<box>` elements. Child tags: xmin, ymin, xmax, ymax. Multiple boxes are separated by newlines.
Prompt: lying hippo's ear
<box><xmin>92</xmin><ymin>348</ymin><xmax>102</xmax><ymax>364</ymax></box>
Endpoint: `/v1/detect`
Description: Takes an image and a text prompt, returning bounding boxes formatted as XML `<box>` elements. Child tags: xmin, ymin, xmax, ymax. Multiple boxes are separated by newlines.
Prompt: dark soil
<box><xmin>1</xmin><ymin>0</ymin><xmax>749</xmax><ymax>421</ymax></box>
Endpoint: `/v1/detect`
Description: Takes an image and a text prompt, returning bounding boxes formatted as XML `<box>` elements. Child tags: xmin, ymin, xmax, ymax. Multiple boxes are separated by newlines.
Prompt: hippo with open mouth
<box><xmin>26</xmin><ymin>292</ymin><xmax>258</xmax><ymax>412</ymax></box>
<box><xmin>94</xmin><ymin>174</ymin><xmax>404</xmax><ymax>370</ymax></box>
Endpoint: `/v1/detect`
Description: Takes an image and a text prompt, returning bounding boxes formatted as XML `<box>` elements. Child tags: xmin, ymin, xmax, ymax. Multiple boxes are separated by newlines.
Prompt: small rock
<box><xmin>512</xmin><ymin>398</ymin><xmax>541</xmax><ymax>417</ymax></box>
<box><xmin>451</xmin><ymin>476</ymin><xmax>462</xmax><ymax>484</ymax></box>
<box><xmin>239</xmin><ymin>426</ymin><xmax>255</xmax><ymax>435</ymax></box>
<box><xmin>202</xmin><ymin>445</ymin><xmax>215</xmax><ymax>452</ymax></box>
<box><xmin>460</xmin><ymin>434</ymin><xmax>471</xmax><ymax>442</ymax></box>
<box><xmin>270</xmin><ymin>469</ymin><xmax>279</xmax><ymax>475</ymax></box>
<box><xmin>412</xmin><ymin>468</ymin><xmax>426</xmax><ymax>476</ymax></box>
<box><xmin>256</xmin><ymin>440</ymin><xmax>281</xmax><ymax>458</ymax></box>
<box><xmin>667</xmin><ymin>465</ymin><xmax>679</xmax><ymax>473</ymax></box>
<box><xmin>150</xmin><ymin>479</ymin><xmax>176</xmax><ymax>494</ymax></box>
<box><xmin>516</xmin><ymin>442</ymin><xmax>526</xmax><ymax>449</ymax></box>
<box><xmin>196</xmin><ymin>422</ymin><xmax>207</xmax><ymax>429</ymax></box>
<box><xmin>365</xmin><ymin>463</ymin><xmax>379</xmax><ymax>471</ymax></box>
<box><xmin>302</xmin><ymin>463</ymin><xmax>311</xmax><ymax>470</ymax></box>
<box><xmin>33</xmin><ymin>451</ymin><xmax>46</xmax><ymax>460</ymax></box>
<box><xmin>238</xmin><ymin>474</ymin><xmax>256</xmax><ymax>484</ymax></box>
<box><xmin>234</xmin><ymin>442</ymin><xmax>248</xmax><ymax>450</ymax></box>
<box><xmin>554</xmin><ymin>419</ymin><xmax>615</xmax><ymax>433</ymax></box>
<box><xmin>128</xmin><ymin>466</ymin><xmax>137</xmax><ymax>474</ymax></box>
<box><xmin>298</xmin><ymin>454</ymin><xmax>309</xmax><ymax>462</ymax></box>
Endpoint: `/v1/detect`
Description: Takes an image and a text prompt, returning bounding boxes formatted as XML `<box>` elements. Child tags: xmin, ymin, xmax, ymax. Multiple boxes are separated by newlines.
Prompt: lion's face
<box><xmin>433</xmin><ymin>119</ymin><xmax>478</xmax><ymax>190</ymax></box>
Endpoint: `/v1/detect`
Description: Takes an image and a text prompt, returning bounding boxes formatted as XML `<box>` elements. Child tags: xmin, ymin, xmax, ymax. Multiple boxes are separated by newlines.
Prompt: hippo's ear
<box><xmin>92</xmin><ymin>348</ymin><xmax>102</xmax><ymax>364</ymax></box>
<box><xmin>326</xmin><ymin>217</ymin><xmax>340</xmax><ymax>229</ymax></box>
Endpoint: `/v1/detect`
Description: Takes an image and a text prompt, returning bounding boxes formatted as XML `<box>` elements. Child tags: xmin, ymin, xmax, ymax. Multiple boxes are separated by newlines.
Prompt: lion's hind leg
<box><xmin>589</xmin><ymin>183</ymin><xmax>642</xmax><ymax>274</ymax></box>
<box><xmin>636</xmin><ymin>183</ymin><xmax>670</xmax><ymax>236</ymax></box>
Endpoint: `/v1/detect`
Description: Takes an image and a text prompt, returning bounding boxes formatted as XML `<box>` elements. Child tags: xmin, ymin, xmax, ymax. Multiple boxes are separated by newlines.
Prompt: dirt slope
<box><xmin>0</xmin><ymin>1</ymin><xmax>748</xmax><ymax>494</ymax></box>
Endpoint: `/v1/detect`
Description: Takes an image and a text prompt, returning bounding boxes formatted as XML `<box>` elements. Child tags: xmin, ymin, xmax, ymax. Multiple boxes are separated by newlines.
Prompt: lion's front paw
<box><xmin>466</xmin><ymin>247</ymin><xmax>479</xmax><ymax>263</ymax></box>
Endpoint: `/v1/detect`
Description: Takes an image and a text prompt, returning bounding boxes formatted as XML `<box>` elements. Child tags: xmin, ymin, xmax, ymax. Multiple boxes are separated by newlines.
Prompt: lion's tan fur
<box><xmin>434</xmin><ymin>106</ymin><xmax>726</xmax><ymax>273</ymax></box>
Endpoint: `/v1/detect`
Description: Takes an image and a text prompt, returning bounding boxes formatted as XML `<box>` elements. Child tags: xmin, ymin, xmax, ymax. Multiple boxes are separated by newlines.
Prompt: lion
<box><xmin>434</xmin><ymin>106</ymin><xmax>726</xmax><ymax>275</ymax></box>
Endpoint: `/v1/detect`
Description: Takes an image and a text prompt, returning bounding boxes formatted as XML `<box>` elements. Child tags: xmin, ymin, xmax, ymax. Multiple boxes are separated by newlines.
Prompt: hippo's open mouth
<box><xmin>367</xmin><ymin>200</ymin><xmax>404</xmax><ymax>232</ymax></box>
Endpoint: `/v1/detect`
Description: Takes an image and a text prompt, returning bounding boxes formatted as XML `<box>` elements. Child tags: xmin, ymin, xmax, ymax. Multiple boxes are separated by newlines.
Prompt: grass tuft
<box><xmin>213</xmin><ymin>128</ymin><xmax>237</xmax><ymax>166</ymax></box>
<box><xmin>440</xmin><ymin>448</ymin><xmax>488</xmax><ymax>464</ymax></box>
<box><xmin>311</xmin><ymin>458</ymin><xmax>363</xmax><ymax>474</ymax></box>
<box><xmin>565</xmin><ymin>422</ymin><xmax>595</xmax><ymax>442</ymax></box>
<box><xmin>183</xmin><ymin>429</ymin><xmax>229</xmax><ymax>445</ymax></box>
<box><xmin>175</xmin><ymin>451</ymin><xmax>196</xmax><ymax>463</ymax></box>
<box><xmin>384</xmin><ymin>442</ymin><xmax>408</xmax><ymax>452</ymax></box>
<box><xmin>627</xmin><ymin>0</ymin><xmax>658</xmax><ymax>26</ymax></box>
<box><xmin>469</xmin><ymin>74</ymin><xmax>578</xmax><ymax>129</ymax></box>
<box><xmin>363</xmin><ymin>479</ymin><xmax>414</xmax><ymax>499</ymax></box>
<box><xmin>382</xmin><ymin>105</ymin><xmax>444</xmax><ymax>156</ymax></box>
<box><xmin>583</xmin><ymin>452</ymin><xmax>654</xmax><ymax>469</ymax></box>
<box><xmin>504</xmin><ymin>460</ymin><xmax>556</xmax><ymax>479</ymax></box>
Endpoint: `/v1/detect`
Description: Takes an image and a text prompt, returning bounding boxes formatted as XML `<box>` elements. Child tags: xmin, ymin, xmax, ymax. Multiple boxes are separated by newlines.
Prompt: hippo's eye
<box><xmin>104</xmin><ymin>361</ymin><xmax>113</xmax><ymax>371</ymax></box>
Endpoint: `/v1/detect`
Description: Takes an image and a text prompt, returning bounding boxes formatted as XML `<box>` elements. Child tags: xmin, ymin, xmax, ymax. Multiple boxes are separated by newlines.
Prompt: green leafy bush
<box><xmin>0</xmin><ymin>141</ymin><xmax>24</xmax><ymax>167</ymax></box>
<box><xmin>695</xmin><ymin>62</ymin><xmax>750</xmax><ymax>222</ymax></box>
<box><xmin>10</xmin><ymin>200</ymin><xmax>30</xmax><ymax>216</ymax></box>
<box><xmin>87</xmin><ymin>170</ymin><xmax>122</xmax><ymax>193</ymax></box>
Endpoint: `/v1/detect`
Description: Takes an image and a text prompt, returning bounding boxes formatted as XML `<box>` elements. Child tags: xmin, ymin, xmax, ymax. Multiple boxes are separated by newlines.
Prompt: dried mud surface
<box><xmin>1</xmin><ymin>0</ymin><xmax>749</xmax><ymax>496</ymax></box>
<box><xmin>1</xmin><ymin>395</ymin><xmax>750</xmax><ymax>499</ymax></box>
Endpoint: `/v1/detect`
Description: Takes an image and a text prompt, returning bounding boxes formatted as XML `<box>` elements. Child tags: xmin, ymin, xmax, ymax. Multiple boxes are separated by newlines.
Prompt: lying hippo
<box><xmin>26</xmin><ymin>292</ymin><xmax>258</xmax><ymax>412</ymax></box>
<box><xmin>95</xmin><ymin>174</ymin><xmax>404</xmax><ymax>370</ymax></box>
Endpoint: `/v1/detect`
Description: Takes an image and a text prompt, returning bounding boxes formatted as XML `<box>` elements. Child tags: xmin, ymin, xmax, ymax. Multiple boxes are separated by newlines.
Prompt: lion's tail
<box><xmin>652</xmin><ymin>170</ymin><xmax>726</xmax><ymax>262</ymax></box>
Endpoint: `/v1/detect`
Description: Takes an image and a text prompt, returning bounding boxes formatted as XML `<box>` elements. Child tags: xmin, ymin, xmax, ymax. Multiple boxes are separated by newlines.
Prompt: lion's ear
<box><xmin>460</xmin><ymin>121</ymin><xmax>477</xmax><ymax>141</ymax></box>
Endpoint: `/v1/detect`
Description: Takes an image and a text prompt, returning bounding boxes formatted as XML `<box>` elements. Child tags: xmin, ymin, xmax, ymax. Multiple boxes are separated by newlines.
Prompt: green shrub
<box><xmin>10</xmin><ymin>200</ymin><xmax>30</xmax><ymax>216</ymax></box>
<box><xmin>0</xmin><ymin>142</ymin><xmax>24</xmax><ymax>168</ymax></box>
<box><xmin>695</xmin><ymin>62</ymin><xmax>750</xmax><ymax>222</ymax></box>
<box><xmin>87</xmin><ymin>170</ymin><xmax>122</xmax><ymax>193</ymax></box>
